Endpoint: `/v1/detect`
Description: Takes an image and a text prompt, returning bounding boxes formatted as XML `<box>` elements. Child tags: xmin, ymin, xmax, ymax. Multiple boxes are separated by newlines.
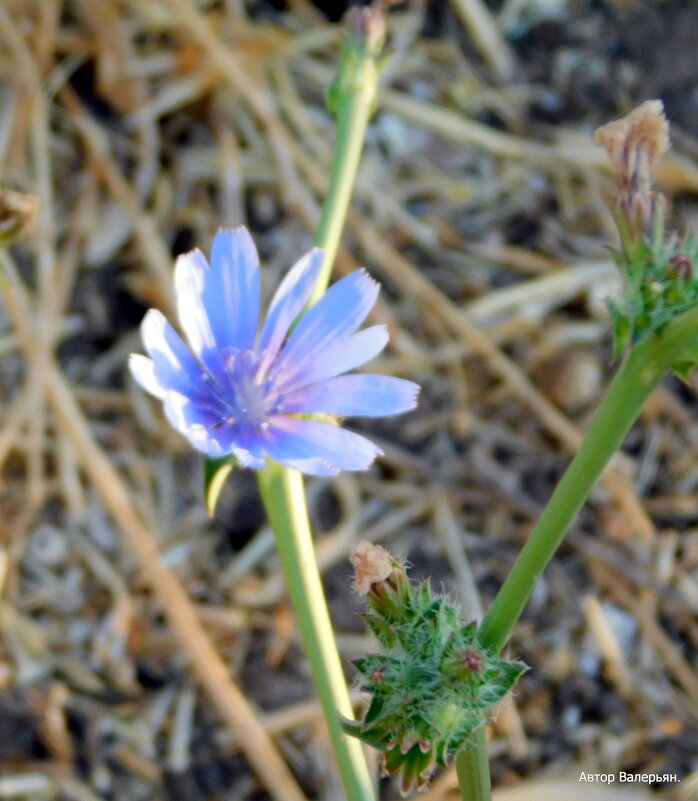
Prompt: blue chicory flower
<box><xmin>129</xmin><ymin>227</ymin><xmax>419</xmax><ymax>475</ymax></box>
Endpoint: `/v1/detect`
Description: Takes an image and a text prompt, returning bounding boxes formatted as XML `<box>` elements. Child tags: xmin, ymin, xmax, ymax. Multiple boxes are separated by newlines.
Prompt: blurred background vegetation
<box><xmin>0</xmin><ymin>1</ymin><xmax>697</xmax><ymax>799</ymax></box>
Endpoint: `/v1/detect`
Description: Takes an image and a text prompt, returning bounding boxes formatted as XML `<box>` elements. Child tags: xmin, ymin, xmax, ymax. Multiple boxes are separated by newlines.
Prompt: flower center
<box><xmin>222</xmin><ymin>349</ymin><xmax>280</xmax><ymax>426</ymax></box>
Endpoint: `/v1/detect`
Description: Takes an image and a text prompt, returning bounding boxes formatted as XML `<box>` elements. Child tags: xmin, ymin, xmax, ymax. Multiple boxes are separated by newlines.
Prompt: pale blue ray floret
<box><xmin>129</xmin><ymin>227</ymin><xmax>420</xmax><ymax>476</ymax></box>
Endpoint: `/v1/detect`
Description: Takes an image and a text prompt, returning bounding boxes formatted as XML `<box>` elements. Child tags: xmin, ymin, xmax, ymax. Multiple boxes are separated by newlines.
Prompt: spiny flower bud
<box><xmin>595</xmin><ymin>102</ymin><xmax>698</xmax><ymax>369</ymax></box>
<box><xmin>343</xmin><ymin>546</ymin><xmax>527</xmax><ymax>794</ymax></box>
<box><xmin>460</xmin><ymin>648</ymin><xmax>485</xmax><ymax>672</ymax></box>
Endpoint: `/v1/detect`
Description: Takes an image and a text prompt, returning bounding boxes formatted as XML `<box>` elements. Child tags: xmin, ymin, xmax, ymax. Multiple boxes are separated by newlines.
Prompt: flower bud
<box><xmin>350</xmin><ymin>541</ymin><xmax>411</xmax><ymax>622</ymax></box>
<box><xmin>346</xmin><ymin>3</ymin><xmax>388</xmax><ymax>57</ymax></box>
<box><xmin>596</xmin><ymin>101</ymin><xmax>669</xmax><ymax>254</ymax></box>
<box><xmin>343</xmin><ymin>547</ymin><xmax>527</xmax><ymax>791</ymax></box>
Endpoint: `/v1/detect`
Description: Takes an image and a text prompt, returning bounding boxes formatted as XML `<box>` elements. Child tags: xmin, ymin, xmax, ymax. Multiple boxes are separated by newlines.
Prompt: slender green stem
<box><xmin>310</xmin><ymin>51</ymin><xmax>377</xmax><ymax>302</ymax></box>
<box><xmin>478</xmin><ymin>344</ymin><xmax>661</xmax><ymax>653</ymax></box>
<box><xmin>258</xmin><ymin>467</ymin><xmax>374</xmax><ymax>801</ymax></box>
<box><xmin>255</xmin><ymin>26</ymin><xmax>382</xmax><ymax>801</ymax></box>
<box><xmin>455</xmin><ymin>727</ymin><xmax>491</xmax><ymax>801</ymax></box>
<box><xmin>455</xmin><ymin>304</ymin><xmax>698</xmax><ymax>801</ymax></box>
<box><xmin>479</xmin><ymin>303</ymin><xmax>698</xmax><ymax>653</ymax></box>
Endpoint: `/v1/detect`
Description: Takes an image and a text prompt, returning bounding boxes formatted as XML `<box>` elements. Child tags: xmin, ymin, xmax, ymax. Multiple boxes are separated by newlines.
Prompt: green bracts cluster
<box><xmin>343</xmin><ymin>551</ymin><xmax>526</xmax><ymax>795</ymax></box>
<box><xmin>610</xmin><ymin>219</ymin><xmax>698</xmax><ymax>373</ymax></box>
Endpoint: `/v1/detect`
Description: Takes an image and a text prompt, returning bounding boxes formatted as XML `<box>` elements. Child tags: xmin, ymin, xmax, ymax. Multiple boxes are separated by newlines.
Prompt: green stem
<box><xmin>310</xmin><ymin>50</ymin><xmax>377</xmax><ymax>302</ymax></box>
<box><xmin>456</xmin><ymin>304</ymin><xmax>698</xmax><ymax>801</ymax></box>
<box><xmin>478</xmin><ymin>304</ymin><xmax>698</xmax><ymax>653</ymax></box>
<box><xmin>455</xmin><ymin>727</ymin><xmax>491</xmax><ymax>801</ymax></box>
<box><xmin>258</xmin><ymin>467</ymin><xmax>374</xmax><ymax>801</ymax></box>
<box><xmin>256</xmin><ymin>29</ymin><xmax>382</xmax><ymax>801</ymax></box>
<box><xmin>478</xmin><ymin>344</ymin><xmax>660</xmax><ymax>654</ymax></box>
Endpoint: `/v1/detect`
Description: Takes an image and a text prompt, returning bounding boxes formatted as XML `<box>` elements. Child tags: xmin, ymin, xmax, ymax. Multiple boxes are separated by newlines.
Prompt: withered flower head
<box><xmin>594</xmin><ymin>100</ymin><xmax>669</xmax><ymax>194</ymax></box>
<box><xmin>350</xmin><ymin>541</ymin><xmax>394</xmax><ymax>595</ymax></box>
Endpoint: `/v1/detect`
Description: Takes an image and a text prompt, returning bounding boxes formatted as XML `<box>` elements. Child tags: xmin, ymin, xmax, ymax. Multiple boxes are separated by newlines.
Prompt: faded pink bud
<box><xmin>594</xmin><ymin>100</ymin><xmax>669</xmax><ymax>195</ymax></box>
<box><xmin>346</xmin><ymin>3</ymin><xmax>388</xmax><ymax>55</ymax></box>
<box><xmin>350</xmin><ymin>541</ymin><xmax>394</xmax><ymax>595</ymax></box>
<box><xmin>460</xmin><ymin>649</ymin><xmax>485</xmax><ymax>672</ymax></box>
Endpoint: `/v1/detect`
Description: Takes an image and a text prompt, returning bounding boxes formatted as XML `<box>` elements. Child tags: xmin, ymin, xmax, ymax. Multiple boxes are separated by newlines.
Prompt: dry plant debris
<box><xmin>0</xmin><ymin>1</ymin><xmax>697</xmax><ymax>800</ymax></box>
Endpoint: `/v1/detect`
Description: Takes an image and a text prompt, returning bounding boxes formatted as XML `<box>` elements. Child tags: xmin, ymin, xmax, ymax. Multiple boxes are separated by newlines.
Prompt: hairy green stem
<box><xmin>457</xmin><ymin>304</ymin><xmax>698</xmax><ymax>800</ymax></box>
<box><xmin>256</xmin><ymin>25</ymin><xmax>381</xmax><ymax>801</ymax></box>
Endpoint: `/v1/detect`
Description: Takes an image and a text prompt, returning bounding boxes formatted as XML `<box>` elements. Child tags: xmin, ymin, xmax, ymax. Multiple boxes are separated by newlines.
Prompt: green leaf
<box><xmin>396</xmin><ymin>744</ymin><xmax>435</xmax><ymax>795</ymax></box>
<box><xmin>362</xmin><ymin>614</ymin><xmax>398</xmax><ymax>648</ymax></box>
<box><xmin>203</xmin><ymin>455</ymin><xmax>237</xmax><ymax>516</ymax></box>
<box><xmin>474</xmin><ymin>659</ymin><xmax>528</xmax><ymax>707</ymax></box>
<box><xmin>671</xmin><ymin>340</ymin><xmax>698</xmax><ymax>381</ymax></box>
<box><xmin>672</xmin><ymin>360</ymin><xmax>696</xmax><ymax>382</ymax></box>
<box><xmin>610</xmin><ymin>303</ymin><xmax>632</xmax><ymax>358</ymax></box>
<box><xmin>417</xmin><ymin>580</ymin><xmax>432</xmax><ymax>608</ymax></box>
<box><xmin>339</xmin><ymin>715</ymin><xmax>387</xmax><ymax>749</ymax></box>
<box><xmin>363</xmin><ymin>695</ymin><xmax>388</xmax><ymax>727</ymax></box>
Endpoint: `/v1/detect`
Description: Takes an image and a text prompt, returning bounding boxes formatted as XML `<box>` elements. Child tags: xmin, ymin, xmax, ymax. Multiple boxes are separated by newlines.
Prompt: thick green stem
<box><xmin>456</xmin><ymin>305</ymin><xmax>698</xmax><ymax>801</ymax></box>
<box><xmin>455</xmin><ymin>727</ymin><xmax>491</xmax><ymax>801</ymax></box>
<box><xmin>257</xmin><ymin>467</ymin><xmax>374</xmax><ymax>801</ymax></box>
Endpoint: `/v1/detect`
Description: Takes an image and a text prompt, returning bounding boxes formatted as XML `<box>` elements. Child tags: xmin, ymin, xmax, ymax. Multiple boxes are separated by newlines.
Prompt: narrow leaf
<box><xmin>204</xmin><ymin>455</ymin><xmax>237</xmax><ymax>516</ymax></box>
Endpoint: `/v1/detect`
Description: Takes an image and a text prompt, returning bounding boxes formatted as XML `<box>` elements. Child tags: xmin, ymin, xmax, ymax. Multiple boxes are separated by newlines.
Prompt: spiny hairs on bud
<box><xmin>342</xmin><ymin>545</ymin><xmax>527</xmax><ymax>795</ymax></box>
<box><xmin>594</xmin><ymin>100</ymin><xmax>669</xmax><ymax>194</ymax></box>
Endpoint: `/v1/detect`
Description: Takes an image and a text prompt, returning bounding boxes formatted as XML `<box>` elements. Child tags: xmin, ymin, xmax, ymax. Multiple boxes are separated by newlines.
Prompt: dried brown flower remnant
<box><xmin>0</xmin><ymin>189</ymin><xmax>38</xmax><ymax>246</ymax></box>
<box><xmin>350</xmin><ymin>541</ymin><xmax>394</xmax><ymax>595</ymax></box>
<box><xmin>594</xmin><ymin>100</ymin><xmax>669</xmax><ymax>194</ymax></box>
